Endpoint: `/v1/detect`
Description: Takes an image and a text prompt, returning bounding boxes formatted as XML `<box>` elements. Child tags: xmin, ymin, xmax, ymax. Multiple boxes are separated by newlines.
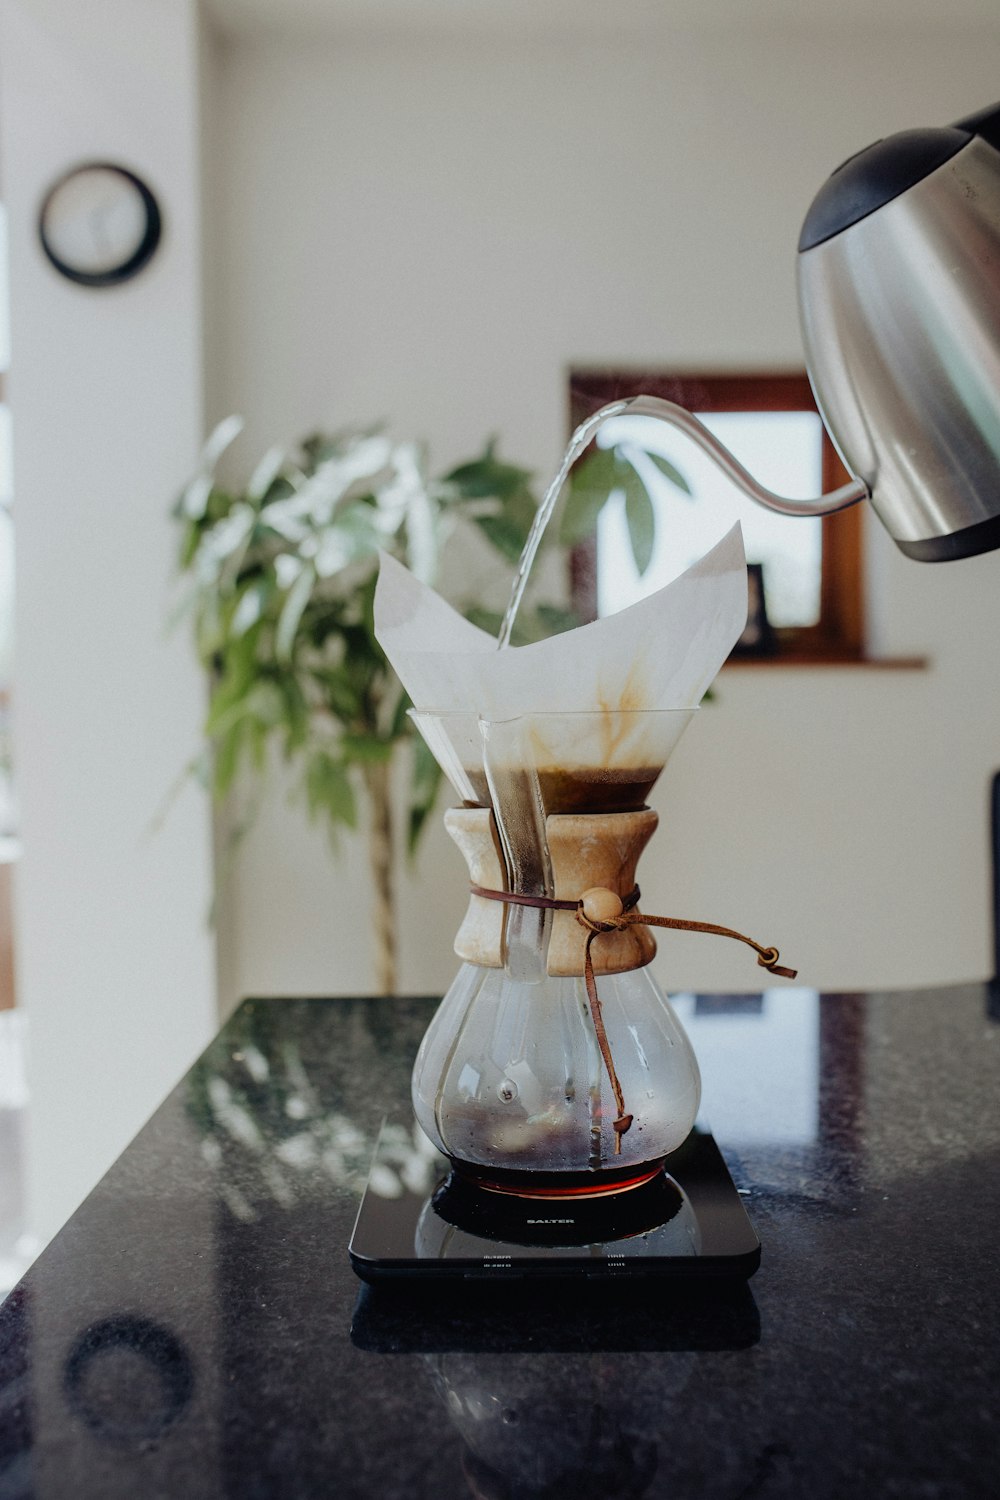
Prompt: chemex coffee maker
<box><xmin>350</xmin><ymin>528</ymin><xmax>796</xmax><ymax>1282</ymax></box>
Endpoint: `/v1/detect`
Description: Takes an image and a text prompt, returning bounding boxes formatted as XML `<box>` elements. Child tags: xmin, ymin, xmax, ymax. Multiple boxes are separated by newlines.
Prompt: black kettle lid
<box><xmin>798</xmin><ymin>102</ymin><xmax>1000</xmax><ymax>253</ymax></box>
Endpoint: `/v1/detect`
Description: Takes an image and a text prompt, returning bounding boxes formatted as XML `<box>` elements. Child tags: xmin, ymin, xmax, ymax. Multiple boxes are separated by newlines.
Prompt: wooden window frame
<box><xmin>568</xmin><ymin>370</ymin><xmax>864</xmax><ymax>663</ymax></box>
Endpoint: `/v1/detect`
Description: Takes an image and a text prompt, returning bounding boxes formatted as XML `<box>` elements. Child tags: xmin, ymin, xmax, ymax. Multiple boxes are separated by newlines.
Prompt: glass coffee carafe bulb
<box><xmin>411</xmin><ymin>962</ymin><xmax>701</xmax><ymax>1185</ymax></box>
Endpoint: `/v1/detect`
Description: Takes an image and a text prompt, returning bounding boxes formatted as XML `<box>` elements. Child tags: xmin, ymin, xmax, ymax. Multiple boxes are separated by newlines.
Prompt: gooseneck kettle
<box><xmin>602</xmin><ymin>103</ymin><xmax>1000</xmax><ymax>562</ymax></box>
<box><xmin>798</xmin><ymin>102</ymin><xmax>1000</xmax><ymax>561</ymax></box>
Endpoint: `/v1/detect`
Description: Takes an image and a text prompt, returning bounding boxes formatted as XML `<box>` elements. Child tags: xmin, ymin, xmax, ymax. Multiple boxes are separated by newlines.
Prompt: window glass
<box><xmin>595</xmin><ymin>409</ymin><xmax>824</xmax><ymax>626</ymax></box>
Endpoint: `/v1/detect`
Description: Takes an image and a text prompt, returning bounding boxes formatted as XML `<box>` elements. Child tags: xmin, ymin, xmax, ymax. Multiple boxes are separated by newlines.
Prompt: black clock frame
<box><xmin>38</xmin><ymin>161</ymin><xmax>162</xmax><ymax>288</ymax></box>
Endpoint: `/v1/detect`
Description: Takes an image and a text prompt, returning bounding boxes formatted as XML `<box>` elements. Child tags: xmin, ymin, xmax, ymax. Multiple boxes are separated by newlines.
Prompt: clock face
<box><xmin>38</xmin><ymin>163</ymin><xmax>161</xmax><ymax>287</ymax></box>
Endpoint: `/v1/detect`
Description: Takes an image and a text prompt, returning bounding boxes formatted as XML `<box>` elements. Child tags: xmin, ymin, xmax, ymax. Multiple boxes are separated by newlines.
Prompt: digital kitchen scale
<box><xmin>348</xmin><ymin>1121</ymin><xmax>761</xmax><ymax>1285</ymax></box>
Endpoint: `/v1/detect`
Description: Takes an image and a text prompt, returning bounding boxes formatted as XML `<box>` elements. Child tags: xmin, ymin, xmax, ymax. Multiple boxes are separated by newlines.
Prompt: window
<box><xmin>568</xmin><ymin>371</ymin><xmax>864</xmax><ymax>662</ymax></box>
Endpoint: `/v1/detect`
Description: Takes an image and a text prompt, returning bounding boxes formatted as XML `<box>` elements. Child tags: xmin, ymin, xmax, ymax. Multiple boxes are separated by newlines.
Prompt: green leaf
<box><xmin>305</xmin><ymin>753</ymin><xmax>357</xmax><ymax>829</ymax></box>
<box><xmin>247</xmin><ymin>445</ymin><xmax>287</xmax><ymax>503</ymax></box>
<box><xmin>177</xmin><ymin>416</ymin><xmax>245</xmax><ymax>519</ymax></box>
<box><xmin>247</xmin><ymin>716</ymin><xmax>269</xmax><ymax>774</ymax></box>
<box><xmin>499</xmin><ymin>602</ymin><xmax>582</xmax><ymax>645</ymax></box>
<box><xmin>276</xmin><ymin>674</ymin><xmax>310</xmax><ymax>753</ymax></box>
<box><xmin>230</xmin><ymin>580</ymin><xmax>270</xmax><ymax>637</ymax></box>
<box><xmin>177</xmin><ymin>473</ymin><xmax>214</xmax><ymax>524</ymax></box>
<box><xmin>558</xmin><ymin>485</ymin><xmax>606</xmax><ymax>547</ymax></box>
<box><xmin>507</xmin><ymin>485</ymin><xmax>540</xmax><ymax>542</ymax></box>
<box><xmin>444</xmin><ymin>449</ymin><xmax>533</xmax><ymax>501</ymax></box>
<box><xmin>463</xmin><ymin>605</ymin><xmax>504</xmax><ymax>638</ymax></box>
<box><xmin>275</xmin><ymin>564</ymin><xmax>316</xmax><ymax>661</ymax></box>
<box><xmin>206</xmin><ymin>679</ymin><xmax>286</xmax><ymax>741</ymax></box>
<box><xmin>178</xmin><ymin>519</ymin><xmax>204</xmax><ymax>570</ymax></box>
<box><xmin>203</xmin><ymin>414</ymin><xmax>245</xmax><ymax>470</ymax></box>
<box><xmin>472</xmin><ymin>509</ymin><xmax>531</xmax><ymax>564</ymax></box>
<box><xmin>647</xmin><ymin>451</ymin><xmax>692</xmax><ymax>495</ymax></box>
<box><xmin>213</xmin><ymin>717</ymin><xmax>248</xmax><ymax>797</ymax></box>
<box><xmin>389</xmin><ymin>689</ymin><xmax>414</xmax><ymax>741</ymax></box>
<box><xmin>204</xmin><ymin>627</ymin><xmax>264</xmax><ymax>713</ymax></box>
<box><xmin>340</xmin><ymin>734</ymin><xmax>395</xmax><ymax>765</ymax></box>
<box><xmin>408</xmin><ymin>736</ymin><xmax>443</xmax><ymax>858</ymax></box>
<box><xmin>535</xmin><ymin>602</ymin><xmax>583</xmax><ymax>635</ymax></box>
<box><xmin>624</xmin><ymin>473</ymin><xmax>656</xmax><ymax>575</ymax></box>
<box><xmin>558</xmin><ymin>447</ymin><xmax>619</xmax><ymax>545</ymax></box>
<box><xmin>316</xmin><ymin>671</ymin><xmax>365</xmax><ymax>725</ymax></box>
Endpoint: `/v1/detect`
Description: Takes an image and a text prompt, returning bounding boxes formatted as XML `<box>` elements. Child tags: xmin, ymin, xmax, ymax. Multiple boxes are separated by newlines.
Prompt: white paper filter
<box><xmin>374</xmin><ymin>523</ymin><xmax>747</xmax><ymax>736</ymax></box>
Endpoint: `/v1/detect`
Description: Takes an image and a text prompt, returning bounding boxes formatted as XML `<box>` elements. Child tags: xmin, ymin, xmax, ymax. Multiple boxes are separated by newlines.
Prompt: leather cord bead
<box><xmin>579</xmin><ymin>887</ymin><xmax>625</xmax><ymax>925</ymax></box>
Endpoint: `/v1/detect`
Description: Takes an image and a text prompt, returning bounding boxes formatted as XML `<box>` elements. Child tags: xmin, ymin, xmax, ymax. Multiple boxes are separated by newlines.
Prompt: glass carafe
<box><xmin>410</xmin><ymin>709</ymin><xmax>702</xmax><ymax>1195</ymax></box>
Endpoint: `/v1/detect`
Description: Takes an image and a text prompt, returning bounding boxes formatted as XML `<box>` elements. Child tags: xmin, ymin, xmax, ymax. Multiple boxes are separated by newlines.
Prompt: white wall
<box><xmin>210</xmin><ymin>24</ymin><xmax>1000</xmax><ymax>1002</ymax></box>
<box><xmin>0</xmin><ymin>0</ymin><xmax>217</xmax><ymax>1241</ymax></box>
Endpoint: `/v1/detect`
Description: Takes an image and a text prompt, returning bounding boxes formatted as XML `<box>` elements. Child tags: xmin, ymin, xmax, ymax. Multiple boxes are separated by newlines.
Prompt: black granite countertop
<box><xmin>2</xmin><ymin>984</ymin><xmax>999</xmax><ymax>1498</ymax></box>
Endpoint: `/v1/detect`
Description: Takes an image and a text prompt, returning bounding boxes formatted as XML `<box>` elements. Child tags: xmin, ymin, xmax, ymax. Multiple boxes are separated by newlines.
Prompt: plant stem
<box><xmin>364</xmin><ymin>760</ymin><xmax>396</xmax><ymax>994</ymax></box>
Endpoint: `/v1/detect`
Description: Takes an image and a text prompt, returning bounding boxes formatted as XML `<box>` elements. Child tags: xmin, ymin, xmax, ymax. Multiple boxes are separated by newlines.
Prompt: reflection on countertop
<box><xmin>1</xmin><ymin>985</ymin><xmax>998</xmax><ymax>1499</ymax></box>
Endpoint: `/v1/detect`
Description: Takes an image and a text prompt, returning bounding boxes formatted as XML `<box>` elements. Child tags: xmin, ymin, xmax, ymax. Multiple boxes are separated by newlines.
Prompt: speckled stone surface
<box><xmin>1</xmin><ymin>985</ymin><xmax>999</xmax><ymax>1498</ymax></box>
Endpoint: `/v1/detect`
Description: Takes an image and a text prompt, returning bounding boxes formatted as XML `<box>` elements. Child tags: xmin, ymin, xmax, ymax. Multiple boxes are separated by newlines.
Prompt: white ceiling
<box><xmin>205</xmin><ymin>0</ymin><xmax>1000</xmax><ymax>41</ymax></box>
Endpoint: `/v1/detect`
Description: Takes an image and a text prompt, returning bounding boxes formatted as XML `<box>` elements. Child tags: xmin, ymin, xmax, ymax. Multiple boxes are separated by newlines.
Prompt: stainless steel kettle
<box><xmin>797</xmin><ymin>102</ymin><xmax>1000</xmax><ymax>561</ymax></box>
<box><xmin>601</xmin><ymin>104</ymin><xmax>1000</xmax><ymax>562</ymax></box>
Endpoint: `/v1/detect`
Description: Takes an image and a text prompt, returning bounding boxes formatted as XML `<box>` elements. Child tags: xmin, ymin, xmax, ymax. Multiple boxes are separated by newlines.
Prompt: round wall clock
<box><xmin>38</xmin><ymin>162</ymin><xmax>162</xmax><ymax>288</ymax></box>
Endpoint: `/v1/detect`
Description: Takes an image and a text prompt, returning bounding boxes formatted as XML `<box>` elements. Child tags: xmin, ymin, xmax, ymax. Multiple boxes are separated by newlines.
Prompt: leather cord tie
<box><xmin>470</xmin><ymin>882</ymin><xmax>797</xmax><ymax>1155</ymax></box>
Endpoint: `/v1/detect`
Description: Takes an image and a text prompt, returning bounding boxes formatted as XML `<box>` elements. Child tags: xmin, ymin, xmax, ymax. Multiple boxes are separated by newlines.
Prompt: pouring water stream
<box><xmin>497</xmin><ymin>398</ymin><xmax>632</xmax><ymax>649</ymax></box>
